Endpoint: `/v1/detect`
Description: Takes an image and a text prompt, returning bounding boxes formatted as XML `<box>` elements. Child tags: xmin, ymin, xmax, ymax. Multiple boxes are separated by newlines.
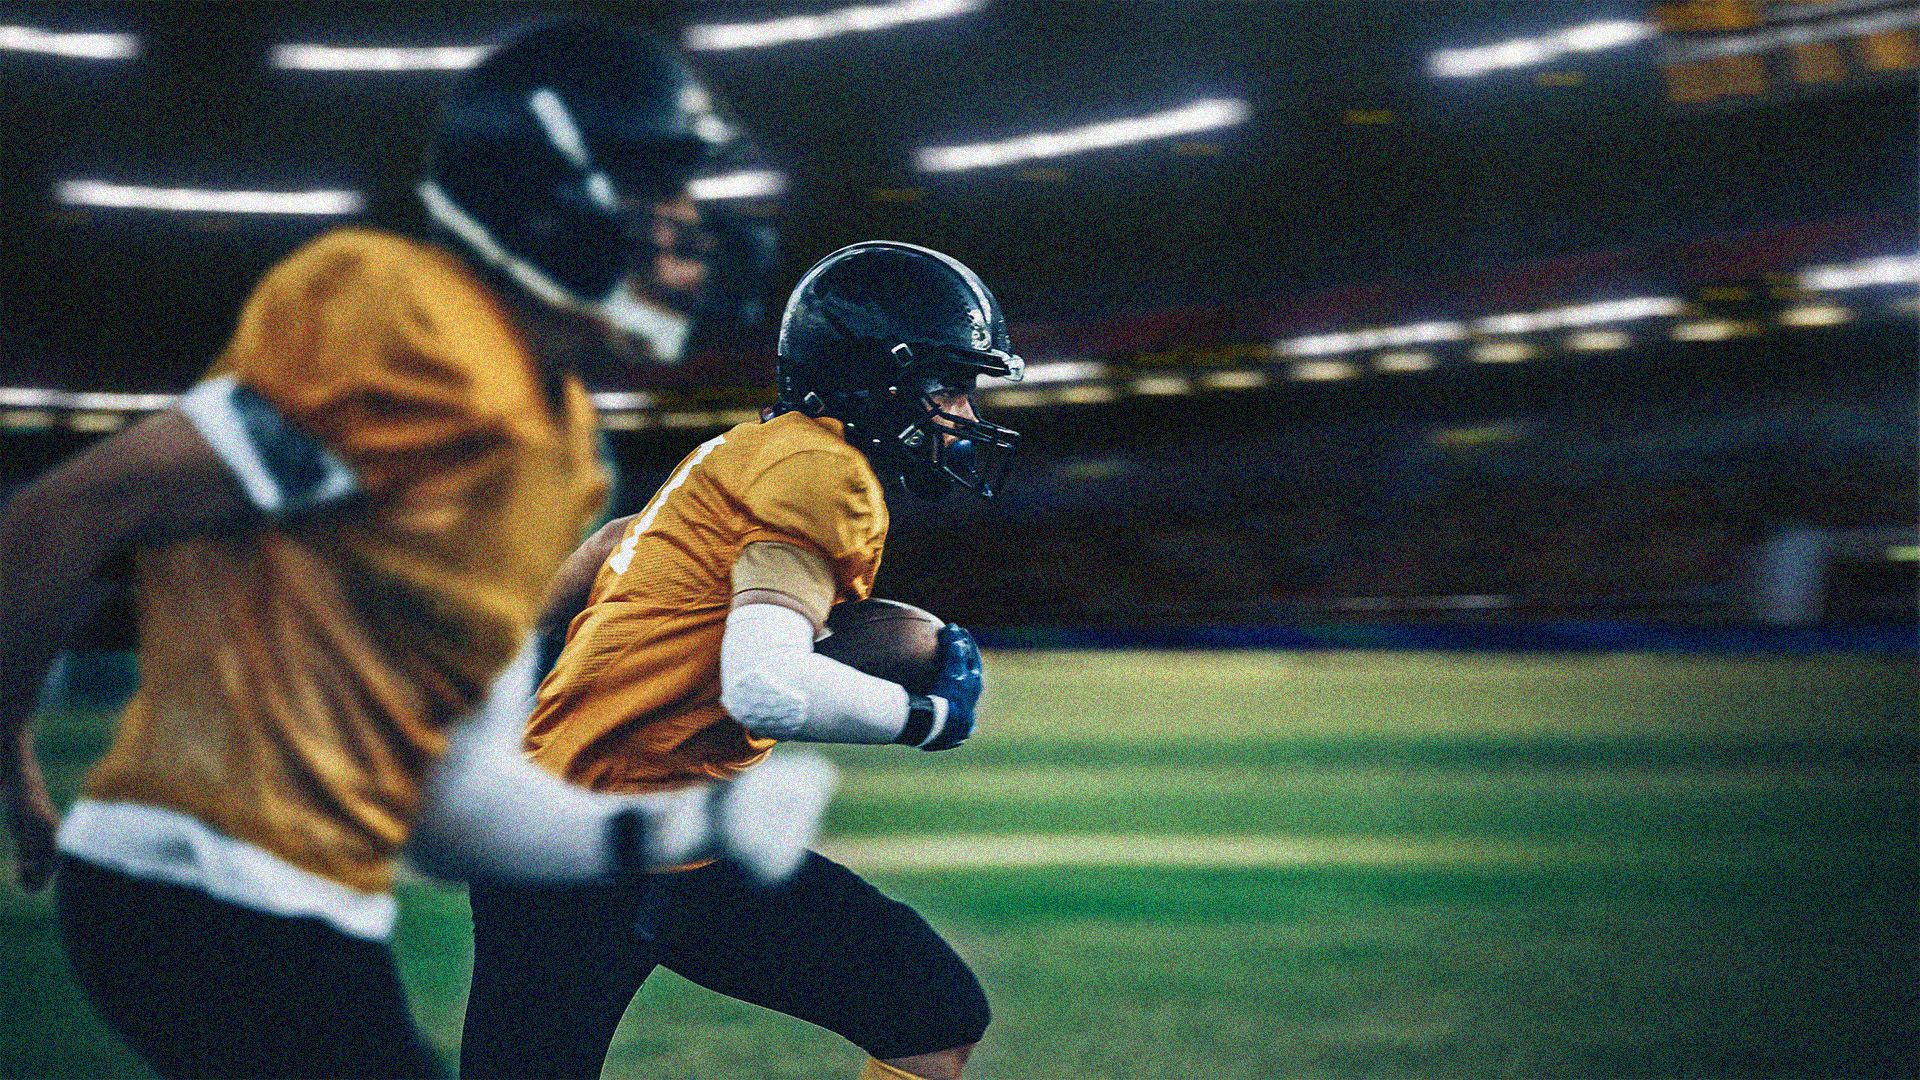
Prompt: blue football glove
<box><xmin>920</xmin><ymin>624</ymin><xmax>983</xmax><ymax>752</ymax></box>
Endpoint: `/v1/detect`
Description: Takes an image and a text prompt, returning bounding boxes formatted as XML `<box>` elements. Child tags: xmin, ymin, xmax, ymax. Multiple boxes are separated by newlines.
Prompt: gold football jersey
<box><xmin>83</xmin><ymin>227</ymin><xmax>608</xmax><ymax>894</ymax></box>
<box><xmin>526</xmin><ymin>411</ymin><xmax>887</xmax><ymax>792</ymax></box>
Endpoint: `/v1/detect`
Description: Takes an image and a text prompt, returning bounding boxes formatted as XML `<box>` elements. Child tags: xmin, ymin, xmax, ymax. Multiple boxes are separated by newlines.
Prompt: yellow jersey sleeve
<box><xmin>738</xmin><ymin>448</ymin><xmax>887</xmax><ymax>597</ymax></box>
<box><xmin>211</xmin><ymin>228</ymin><xmax>534</xmax><ymax>503</ymax></box>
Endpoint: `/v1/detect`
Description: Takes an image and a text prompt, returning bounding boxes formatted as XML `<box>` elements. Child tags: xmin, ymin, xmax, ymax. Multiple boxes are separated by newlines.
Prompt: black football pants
<box><xmin>55</xmin><ymin>855</ymin><xmax>446</xmax><ymax>1080</ymax></box>
<box><xmin>460</xmin><ymin>852</ymin><xmax>989</xmax><ymax>1079</ymax></box>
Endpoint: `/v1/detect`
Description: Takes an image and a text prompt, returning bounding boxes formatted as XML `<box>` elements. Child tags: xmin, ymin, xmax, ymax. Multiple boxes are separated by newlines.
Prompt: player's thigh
<box><xmin>233</xmin><ymin>933</ymin><xmax>443</xmax><ymax>1079</ymax></box>
<box><xmin>462</xmin><ymin>880</ymin><xmax>659</xmax><ymax>1080</ymax></box>
<box><xmin>655</xmin><ymin>854</ymin><xmax>990</xmax><ymax>1059</ymax></box>
<box><xmin>55</xmin><ymin>857</ymin><xmax>442</xmax><ymax>1079</ymax></box>
<box><xmin>56</xmin><ymin>858</ymin><xmax>244</xmax><ymax>1077</ymax></box>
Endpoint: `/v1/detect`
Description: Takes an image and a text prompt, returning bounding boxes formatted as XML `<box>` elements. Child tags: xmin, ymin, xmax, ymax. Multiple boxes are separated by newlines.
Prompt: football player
<box><xmin>0</xmin><ymin>20</ymin><xmax>829</xmax><ymax>1080</ymax></box>
<box><xmin>458</xmin><ymin>242</ymin><xmax>1024</xmax><ymax>1080</ymax></box>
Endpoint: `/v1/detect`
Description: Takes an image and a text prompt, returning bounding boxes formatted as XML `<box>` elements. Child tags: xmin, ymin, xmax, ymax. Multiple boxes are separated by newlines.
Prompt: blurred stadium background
<box><xmin>2</xmin><ymin>1</ymin><xmax>1915</xmax><ymax>1077</ymax></box>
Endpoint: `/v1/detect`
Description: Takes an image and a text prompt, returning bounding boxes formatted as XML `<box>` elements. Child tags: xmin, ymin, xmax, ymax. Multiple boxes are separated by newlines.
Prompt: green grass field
<box><xmin>4</xmin><ymin>651</ymin><xmax>1916</xmax><ymax>1079</ymax></box>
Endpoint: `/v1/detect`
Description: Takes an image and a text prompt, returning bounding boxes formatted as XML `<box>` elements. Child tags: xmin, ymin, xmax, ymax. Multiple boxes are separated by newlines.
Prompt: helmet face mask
<box><xmin>776</xmin><ymin>242</ymin><xmax>1025</xmax><ymax>501</ymax></box>
<box><xmin>897</xmin><ymin>395</ymin><xmax>1020</xmax><ymax>500</ymax></box>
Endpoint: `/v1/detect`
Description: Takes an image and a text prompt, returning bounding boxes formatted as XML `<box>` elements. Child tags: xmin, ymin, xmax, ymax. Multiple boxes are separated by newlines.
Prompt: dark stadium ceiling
<box><xmin>2</xmin><ymin>0</ymin><xmax>1915</xmax><ymax>391</ymax></box>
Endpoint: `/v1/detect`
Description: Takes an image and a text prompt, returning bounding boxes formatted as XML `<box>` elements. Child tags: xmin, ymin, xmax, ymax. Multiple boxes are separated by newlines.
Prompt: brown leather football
<box><xmin>816</xmin><ymin>598</ymin><xmax>945</xmax><ymax>694</ymax></box>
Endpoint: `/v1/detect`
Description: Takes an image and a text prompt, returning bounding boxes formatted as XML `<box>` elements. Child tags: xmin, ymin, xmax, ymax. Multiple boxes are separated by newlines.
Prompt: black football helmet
<box><xmin>419</xmin><ymin>19</ymin><xmax>741</xmax><ymax>363</ymax></box>
<box><xmin>776</xmin><ymin>242</ymin><xmax>1025</xmax><ymax>499</ymax></box>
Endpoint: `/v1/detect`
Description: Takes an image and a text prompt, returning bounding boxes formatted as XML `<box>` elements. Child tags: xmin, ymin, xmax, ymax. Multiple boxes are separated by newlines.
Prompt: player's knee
<box><xmin>922</xmin><ymin>974</ymin><xmax>991</xmax><ymax>1051</ymax></box>
<box><xmin>951</xmin><ymin>979</ymin><xmax>991</xmax><ymax>1045</ymax></box>
<box><xmin>865</xmin><ymin>967</ymin><xmax>989</xmax><ymax>1062</ymax></box>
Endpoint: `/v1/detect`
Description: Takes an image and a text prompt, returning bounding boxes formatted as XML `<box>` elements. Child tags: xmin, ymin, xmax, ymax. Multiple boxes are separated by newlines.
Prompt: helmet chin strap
<box><xmin>417</xmin><ymin>180</ymin><xmax>692</xmax><ymax>364</ymax></box>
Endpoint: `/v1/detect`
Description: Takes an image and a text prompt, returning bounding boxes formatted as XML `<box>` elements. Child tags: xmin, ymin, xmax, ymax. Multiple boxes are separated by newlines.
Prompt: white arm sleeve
<box><xmin>405</xmin><ymin>643</ymin><xmax>715</xmax><ymax>884</ymax></box>
<box><xmin>719</xmin><ymin>602</ymin><xmax>916</xmax><ymax>744</ymax></box>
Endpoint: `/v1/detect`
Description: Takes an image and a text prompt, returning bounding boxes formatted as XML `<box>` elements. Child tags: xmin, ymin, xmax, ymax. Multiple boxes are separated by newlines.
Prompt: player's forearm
<box><xmin>408</xmin><ymin>644</ymin><xmax>709</xmax><ymax>881</ymax></box>
<box><xmin>719</xmin><ymin>602</ymin><xmax>928</xmax><ymax>744</ymax></box>
<box><xmin>0</xmin><ymin>480</ymin><xmax>117</xmax><ymax>747</ymax></box>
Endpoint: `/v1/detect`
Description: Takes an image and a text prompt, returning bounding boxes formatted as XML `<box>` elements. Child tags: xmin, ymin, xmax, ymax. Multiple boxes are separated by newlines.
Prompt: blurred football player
<box><xmin>0</xmin><ymin>19</ymin><xmax>826</xmax><ymax>1080</ymax></box>
<box><xmin>458</xmin><ymin>242</ymin><xmax>1023</xmax><ymax>1080</ymax></box>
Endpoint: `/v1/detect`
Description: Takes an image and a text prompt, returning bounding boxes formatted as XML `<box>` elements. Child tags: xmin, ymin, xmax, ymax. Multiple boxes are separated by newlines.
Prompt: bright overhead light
<box><xmin>985</xmin><ymin>359</ymin><xmax>1106</xmax><ymax>387</ymax></box>
<box><xmin>916</xmin><ymin>98</ymin><xmax>1250</xmax><ymax>173</ymax></box>
<box><xmin>1565</xmin><ymin>329</ymin><xmax>1631</xmax><ymax>351</ymax></box>
<box><xmin>1798</xmin><ymin>254</ymin><xmax>1920</xmax><ymax>291</ymax></box>
<box><xmin>1471</xmin><ymin>341</ymin><xmax>1536</xmax><ymax>363</ymax></box>
<box><xmin>985</xmin><ymin>387</ymin><xmax>1053</xmax><ymax>408</ymax></box>
<box><xmin>598</xmin><ymin>412</ymin><xmax>650</xmax><ymax>431</ymax></box>
<box><xmin>1671</xmin><ymin>319</ymin><xmax>1744</xmax><ymax>342</ymax></box>
<box><xmin>1475</xmin><ymin>296</ymin><xmax>1680</xmax><ymax>335</ymax></box>
<box><xmin>1199</xmin><ymin>369</ymin><xmax>1270</xmax><ymax>390</ymax></box>
<box><xmin>1131</xmin><ymin>375</ymin><xmax>1191</xmax><ymax>396</ymax></box>
<box><xmin>0</xmin><ymin>388</ymin><xmax>176</xmax><ymax>410</ymax></box>
<box><xmin>1373</xmin><ymin>350</ymin><xmax>1437</xmax><ymax>372</ymax></box>
<box><xmin>689</xmin><ymin>170</ymin><xmax>786</xmax><ymax>201</ymax></box>
<box><xmin>69</xmin><ymin>412</ymin><xmax>127</xmax><ymax>434</ymax></box>
<box><xmin>589</xmin><ymin>391</ymin><xmax>657</xmax><ymax>412</ymax></box>
<box><xmin>270</xmin><ymin>43</ymin><xmax>486</xmax><ymax>71</ymax></box>
<box><xmin>1431</xmin><ymin>19</ymin><xmax>1653</xmax><ymax>77</ymax></box>
<box><xmin>0</xmin><ymin>25</ymin><xmax>138</xmax><ymax>60</ymax></box>
<box><xmin>1778</xmin><ymin>304</ymin><xmax>1852</xmax><ymax>328</ymax></box>
<box><xmin>1291</xmin><ymin>359</ymin><xmax>1361</xmax><ymax>381</ymax></box>
<box><xmin>685</xmin><ymin>0</ymin><xmax>983</xmax><ymax>51</ymax></box>
<box><xmin>1280</xmin><ymin>320</ymin><xmax>1465</xmax><ymax>358</ymax></box>
<box><xmin>1055</xmin><ymin>384</ymin><xmax>1119</xmax><ymax>405</ymax></box>
<box><xmin>56</xmin><ymin>179</ymin><xmax>365</xmax><ymax>216</ymax></box>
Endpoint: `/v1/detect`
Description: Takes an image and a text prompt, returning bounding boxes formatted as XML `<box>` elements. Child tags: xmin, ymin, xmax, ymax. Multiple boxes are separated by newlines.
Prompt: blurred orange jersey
<box><xmin>83</xmin><ymin>227</ymin><xmax>608</xmax><ymax>894</ymax></box>
<box><xmin>527</xmin><ymin>412</ymin><xmax>887</xmax><ymax>791</ymax></box>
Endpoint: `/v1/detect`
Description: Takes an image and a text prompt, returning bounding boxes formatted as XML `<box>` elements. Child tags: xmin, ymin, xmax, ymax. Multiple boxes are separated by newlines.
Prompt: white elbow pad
<box><xmin>721</xmin><ymin>666</ymin><xmax>809</xmax><ymax>740</ymax></box>
<box><xmin>720</xmin><ymin>602</ymin><xmax>911</xmax><ymax>745</ymax></box>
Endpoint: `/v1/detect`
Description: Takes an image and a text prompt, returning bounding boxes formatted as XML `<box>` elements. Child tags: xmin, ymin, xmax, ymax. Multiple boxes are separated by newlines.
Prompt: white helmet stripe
<box><xmin>418</xmin><ymin>180</ymin><xmax>694</xmax><ymax>365</ymax></box>
<box><xmin>528</xmin><ymin>87</ymin><xmax>593</xmax><ymax>170</ymax></box>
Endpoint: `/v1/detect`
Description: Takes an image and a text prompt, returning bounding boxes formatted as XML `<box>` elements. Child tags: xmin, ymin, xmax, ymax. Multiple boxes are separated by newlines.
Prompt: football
<box><xmin>815</xmin><ymin>598</ymin><xmax>946</xmax><ymax>694</ymax></box>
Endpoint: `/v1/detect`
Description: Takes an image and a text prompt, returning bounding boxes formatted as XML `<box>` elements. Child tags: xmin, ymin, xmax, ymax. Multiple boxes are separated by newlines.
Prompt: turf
<box><xmin>3</xmin><ymin>651</ymin><xmax>1915</xmax><ymax>1078</ymax></box>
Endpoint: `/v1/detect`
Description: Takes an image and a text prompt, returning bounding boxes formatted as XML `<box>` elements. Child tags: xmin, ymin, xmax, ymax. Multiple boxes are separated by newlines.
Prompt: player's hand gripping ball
<box><xmin>924</xmin><ymin>624</ymin><xmax>983</xmax><ymax>751</ymax></box>
<box><xmin>815</xmin><ymin>599</ymin><xmax>983</xmax><ymax>750</ymax></box>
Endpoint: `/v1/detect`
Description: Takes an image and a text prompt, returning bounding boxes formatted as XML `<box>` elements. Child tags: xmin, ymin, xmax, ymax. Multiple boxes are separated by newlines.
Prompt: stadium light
<box><xmin>1565</xmin><ymin>329</ymin><xmax>1632</xmax><ymax>351</ymax></box>
<box><xmin>1291</xmin><ymin>359</ymin><xmax>1361</xmax><ymax>381</ymax></box>
<box><xmin>983</xmin><ymin>387</ymin><xmax>1052</xmax><ymax>408</ymax></box>
<box><xmin>1131</xmin><ymin>375</ymin><xmax>1191</xmax><ymax>396</ymax></box>
<box><xmin>1778</xmin><ymin>304</ymin><xmax>1852</xmax><ymax>327</ymax></box>
<box><xmin>685</xmin><ymin>0</ymin><xmax>983</xmax><ymax>51</ymax></box>
<box><xmin>0</xmin><ymin>388</ymin><xmax>175</xmax><ymax>410</ymax></box>
<box><xmin>1279</xmin><ymin>320</ymin><xmax>1466</xmax><ymax>358</ymax></box>
<box><xmin>916</xmin><ymin>98</ymin><xmax>1250</xmax><ymax>173</ymax></box>
<box><xmin>57</xmin><ymin>179</ymin><xmax>365</xmax><ymax>216</ymax></box>
<box><xmin>1373</xmin><ymin>350</ymin><xmax>1437</xmax><ymax>372</ymax></box>
<box><xmin>1055</xmin><ymin>384</ymin><xmax>1119</xmax><ymax>405</ymax></box>
<box><xmin>688</xmin><ymin>170</ymin><xmax>786</xmax><ymax>201</ymax></box>
<box><xmin>0</xmin><ymin>24</ymin><xmax>138</xmax><ymax>60</ymax></box>
<box><xmin>589</xmin><ymin>391</ymin><xmax>657</xmax><ymax>411</ymax></box>
<box><xmin>270</xmin><ymin>43</ymin><xmax>487</xmax><ymax>71</ymax></box>
<box><xmin>1798</xmin><ymin>254</ymin><xmax>1920</xmax><ymax>291</ymax></box>
<box><xmin>1430</xmin><ymin>19</ymin><xmax>1653</xmax><ymax>78</ymax></box>
<box><xmin>984</xmin><ymin>359</ymin><xmax>1106</xmax><ymax>387</ymax></box>
<box><xmin>1671</xmin><ymin>319</ymin><xmax>1743</xmax><ymax>341</ymax></box>
<box><xmin>1471</xmin><ymin>341</ymin><xmax>1536</xmax><ymax>363</ymax></box>
<box><xmin>1475</xmin><ymin>296</ymin><xmax>1681</xmax><ymax>335</ymax></box>
<box><xmin>1199</xmin><ymin>369</ymin><xmax>1271</xmax><ymax>390</ymax></box>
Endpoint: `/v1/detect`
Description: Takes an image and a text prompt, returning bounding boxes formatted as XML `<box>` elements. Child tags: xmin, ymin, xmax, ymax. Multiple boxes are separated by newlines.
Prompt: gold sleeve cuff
<box><xmin>732</xmin><ymin>541</ymin><xmax>837</xmax><ymax>629</ymax></box>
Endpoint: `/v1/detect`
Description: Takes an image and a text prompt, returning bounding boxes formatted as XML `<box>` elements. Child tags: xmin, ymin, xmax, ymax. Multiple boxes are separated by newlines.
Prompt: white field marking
<box><xmin>833</xmin><ymin>763</ymin><xmax>1886</xmax><ymax>802</ymax></box>
<box><xmin>815</xmin><ymin>833</ymin><xmax>1592</xmax><ymax>873</ymax></box>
